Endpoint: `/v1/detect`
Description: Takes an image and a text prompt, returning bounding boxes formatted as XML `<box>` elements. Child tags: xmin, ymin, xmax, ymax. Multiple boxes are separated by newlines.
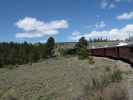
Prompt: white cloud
<box><xmin>101</xmin><ymin>0</ymin><xmax>131</xmax><ymax>9</ymax></box>
<box><xmin>101</xmin><ymin>0</ymin><xmax>108</xmax><ymax>9</ymax></box>
<box><xmin>69</xmin><ymin>32</ymin><xmax>82</xmax><ymax>42</ymax></box>
<box><xmin>15</xmin><ymin>17</ymin><xmax>69</xmax><ymax>38</ymax></box>
<box><xmin>72</xmin><ymin>31</ymin><xmax>81</xmax><ymax>36</ymax></box>
<box><xmin>95</xmin><ymin>21</ymin><xmax>106</xmax><ymax>29</ymax></box>
<box><xmin>85</xmin><ymin>21</ymin><xmax>106</xmax><ymax>30</ymax></box>
<box><xmin>101</xmin><ymin>0</ymin><xmax>116</xmax><ymax>9</ymax></box>
<box><xmin>109</xmin><ymin>3</ymin><xmax>115</xmax><ymax>9</ymax></box>
<box><xmin>69</xmin><ymin>31</ymin><xmax>82</xmax><ymax>41</ymax></box>
<box><xmin>16</xmin><ymin>17</ymin><xmax>44</xmax><ymax>31</ymax></box>
<box><xmin>70</xmin><ymin>24</ymin><xmax>133</xmax><ymax>41</ymax></box>
<box><xmin>117</xmin><ymin>12</ymin><xmax>133</xmax><ymax>20</ymax></box>
<box><xmin>121</xmin><ymin>24</ymin><xmax>133</xmax><ymax>32</ymax></box>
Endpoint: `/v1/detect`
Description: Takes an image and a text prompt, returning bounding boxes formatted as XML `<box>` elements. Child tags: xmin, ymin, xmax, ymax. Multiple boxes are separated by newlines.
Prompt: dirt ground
<box><xmin>0</xmin><ymin>57</ymin><xmax>132</xmax><ymax>100</ymax></box>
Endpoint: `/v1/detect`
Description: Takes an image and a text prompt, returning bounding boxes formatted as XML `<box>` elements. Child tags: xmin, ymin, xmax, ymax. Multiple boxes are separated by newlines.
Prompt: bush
<box><xmin>88</xmin><ymin>56</ymin><xmax>95</xmax><ymax>64</ymax></box>
<box><xmin>78</xmin><ymin>48</ymin><xmax>89</xmax><ymax>59</ymax></box>
<box><xmin>0</xmin><ymin>62</ymin><xmax>3</xmax><ymax>68</ymax></box>
<box><xmin>111</xmin><ymin>69</ymin><xmax>123</xmax><ymax>82</ymax></box>
<box><xmin>82</xmin><ymin>69</ymin><xmax>126</xmax><ymax>100</ymax></box>
<box><xmin>75</xmin><ymin>37</ymin><xmax>93</xmax><ymax>61</ymax></box>
<box><xmin>83</xmin><ymin>84</ymin><xmax>129</xmax><ymax>100</ymax></box>
<box><xmin>58</xmin><ymin>48</ymin><xmax>76</xmax><ymax>56</ymax></box>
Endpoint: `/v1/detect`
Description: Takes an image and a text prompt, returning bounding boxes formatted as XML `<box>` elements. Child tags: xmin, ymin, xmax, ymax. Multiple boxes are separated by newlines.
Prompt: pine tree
<box><xmin>75</xmin><ymin>37</ymin><xmax>89</xmax><ymax>59</ymax></box>
<box><xmin>0</xmin><ymin>37</ymin><xmax>56</xmax><ymax>68</ymax></box>
<box><xmin>75</xmin><ymin>37</ymin><xmax>88</xmax><ymax>49</ymax></box>
<box><xmin>46</xmin><ymin>37</ymin><xmax>55</xmax><ymax>57</ymax></box>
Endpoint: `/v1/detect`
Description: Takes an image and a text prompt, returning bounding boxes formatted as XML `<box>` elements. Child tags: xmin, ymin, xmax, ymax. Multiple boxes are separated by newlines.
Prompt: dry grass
<box><xmin>0</xmin><ymin>57</ymin><xmax>132</xmax><ymax>100</ymax></box>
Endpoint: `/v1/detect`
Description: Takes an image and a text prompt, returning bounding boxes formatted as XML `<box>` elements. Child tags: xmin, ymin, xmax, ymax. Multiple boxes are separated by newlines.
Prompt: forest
<box><xmin>0</xmin><ymin>36</ymin><xmax>90</xmax><ymax>68</ymax></box>
<box><xmin>0</xmin><ymin>37</ymin><xmax>55</xmax><ymax>67</ymax></box>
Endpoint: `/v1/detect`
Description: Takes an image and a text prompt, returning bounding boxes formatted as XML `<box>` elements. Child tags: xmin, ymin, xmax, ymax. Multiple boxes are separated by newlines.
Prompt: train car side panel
<box><xmin>105</xmin><ymin>47</ymin><xmax>117</xmax><ymax>58</ymax></box>
<box><xmin>91</xmin><ymin>48</ymin><xmax>105</xmax><ymax>57</ymax></box>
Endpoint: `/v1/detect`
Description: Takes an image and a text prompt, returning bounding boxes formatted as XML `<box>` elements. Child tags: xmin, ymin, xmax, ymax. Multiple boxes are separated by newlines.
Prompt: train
<box><xmin>90</xmin><ymin>44</ymin><xmax>133</xmax><ymax>66</ymax></box>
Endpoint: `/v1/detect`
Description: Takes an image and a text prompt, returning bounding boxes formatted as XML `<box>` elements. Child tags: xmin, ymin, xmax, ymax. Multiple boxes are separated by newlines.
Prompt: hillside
<box><xmin>0</xmin><ymin>57</ymin><xmax>132</xmax><ymax>100</ymax></box>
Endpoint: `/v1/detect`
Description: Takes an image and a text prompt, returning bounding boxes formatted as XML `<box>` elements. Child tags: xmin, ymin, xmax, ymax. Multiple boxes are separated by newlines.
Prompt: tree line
<box><xmin>59</xmin><ymin>37</ymin><xmax>94</xmax><ymax>64</ymax></box>
<box><xmin>0</xmin><ymin>36</ymin><xmax>93</xmax><ymax>68</ymax></box>
<box><xmin>0</xmin><ymin>37</ymin><xmax>55</xmax><ymax>68</ymax></box>
<box><xmin>89</xmin><ymin>38</ymin><xmax>110</xmax><ymax>42</ymax></box>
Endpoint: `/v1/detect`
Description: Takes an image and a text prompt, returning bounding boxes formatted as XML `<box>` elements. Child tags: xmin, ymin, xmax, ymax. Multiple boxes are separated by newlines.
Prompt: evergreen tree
<box><xmin>75</xmin><ymin>37</ymin><xmax>88</xmax><ymax>49</ymax></box>
<box><xmin>0</xmin><ymin>37</ymin><xmax>57</xmax><ymax>68</ymax></box>
<box><xmin>46</xmin><ymin>37</ymin><xmax>55</xmax><ymax>57</ymax></box>
<box><xmin>75</xmin><ymin>37</ymin><xmax>89</xmax><ymax>59</ymax></box>
<box><xmin>78</xmin><ymin>48</ymin><xmax>89</xmax><ymax>59</ymax></box>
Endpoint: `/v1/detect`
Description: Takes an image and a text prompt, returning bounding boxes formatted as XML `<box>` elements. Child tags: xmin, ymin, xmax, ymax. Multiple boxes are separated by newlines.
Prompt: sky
<box><xmin>0</xmin><ymin>0</ymin><xmax>133</xmax><ymax>42</ymax></box>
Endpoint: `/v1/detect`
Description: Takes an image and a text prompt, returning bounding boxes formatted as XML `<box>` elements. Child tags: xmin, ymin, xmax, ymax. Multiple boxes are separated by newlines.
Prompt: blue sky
<box><xmin>0</xmin><ymin>0</ymin><xmax>133</xmax><ymax>42</ymax></box>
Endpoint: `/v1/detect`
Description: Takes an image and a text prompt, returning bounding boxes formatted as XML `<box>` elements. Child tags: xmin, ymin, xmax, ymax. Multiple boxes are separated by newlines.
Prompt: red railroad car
<box><xmin>90</xmin><ymin>45</ymin><xmax>133</xmax><ymax>65</ymax></box>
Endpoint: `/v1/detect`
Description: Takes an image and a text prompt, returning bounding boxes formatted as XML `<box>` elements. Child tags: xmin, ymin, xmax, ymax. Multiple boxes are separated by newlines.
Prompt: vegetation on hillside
<box><xmin>0</xmin><ymin>57</ymin><xmax>131</xmax><ymax>100</ymax></box>
<box><xmin>0</xmin><ymin>35</ymin><xmax>95</xmax><ymax>69</ymax></box>
<box><xmin>0</xmin><ymin>37</ymin><xmax>55</xmax><ymax>68</ymax></box>
<box><xmin>75</xmin><ymin>37</ymin><xmax>89</xmax><ymax>59</ymax></box>
<box><xmin>0</xmin><ymin>36</ymin><xmax>94</xmax><ymax>68</ymax></box>
<box><xmin>0</xmin><ymin>36</ymin><xmax>131</xmax><ymax>100</ymax></box>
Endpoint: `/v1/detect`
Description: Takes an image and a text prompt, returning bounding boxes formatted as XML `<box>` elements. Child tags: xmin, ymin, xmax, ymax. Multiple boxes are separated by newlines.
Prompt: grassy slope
<box><xmin>0</xmin><ymin>57</ymin><xmax>132</xmax><ymax>100</ymax></box>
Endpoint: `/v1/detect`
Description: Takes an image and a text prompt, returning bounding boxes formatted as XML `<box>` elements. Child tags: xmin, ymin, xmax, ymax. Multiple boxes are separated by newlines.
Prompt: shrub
<box><xmin>85</xmin><ymin>85</ymin><xmax>129</xmax><ymax>100</ymax></box>
<box><xmin>58</xmin><ymin>48</ymin><xmax>66</xmax><ymax>56</ymax></box>
<box><xmin>88</xmin><ymin>56</ymin><xmax>95</xmax><ymax>64</ymax></box>
<box><xmin>0</xmin><ymin>62</ymin><xmax>3</xmax><ymax>68</ymax></box>
<box><xmin>58</xmin><ymin>48</ymin><xmax>76</xmax><ymax>56</ymax></box>
<box><xmin>91</xmin><ymin>78</ymin><xmax>101</xmax><ymax>90</ymax></box>
<box><xmin>78</xmin><ymin>48</ymin><xmax>89</xmax><ymax>59</ymax></box>
<box><xmin>86</xmin><ymin>70</ymin><xmax>123</xmax><ymax>93</ymax></box>
<box><xmin>111</xmin><ymin>69</ymin><xmax>123</xmax><ymax>82</ymax></box>
<box><xmin>6</xmin><ymin>65</ymin><xmax>14</xmax><ymax>70</ymax></box>
<box><xmin>82</xmin><ymin>71</ymin><xmax>127</xmax><ymax>100</ymax></box>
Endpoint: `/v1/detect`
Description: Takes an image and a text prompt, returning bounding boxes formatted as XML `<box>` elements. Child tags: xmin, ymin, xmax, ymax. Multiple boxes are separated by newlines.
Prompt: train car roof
<box><xmin>91</xmin><ymin>43</ymin><xmax>132</xmax><ymax>49</ymax></box>
<box><xmin>91</xmin><ymin>44</ymin><xmax>133</xmax><ymax>49</ymax></box>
